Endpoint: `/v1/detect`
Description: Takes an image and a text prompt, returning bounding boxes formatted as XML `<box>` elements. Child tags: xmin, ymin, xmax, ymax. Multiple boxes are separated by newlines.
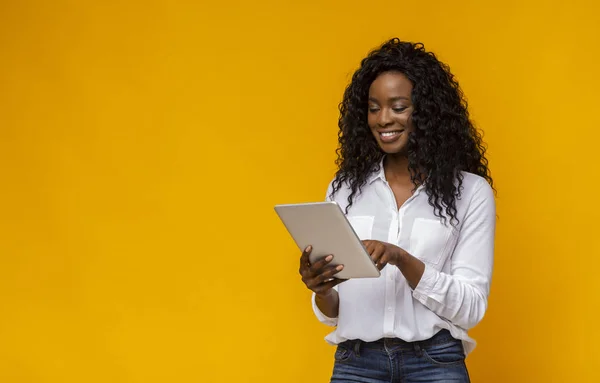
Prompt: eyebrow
<box><xmin>368</xmin><ymin>96</ymin><xmax>410</xmax><ymax>102</ymax></box>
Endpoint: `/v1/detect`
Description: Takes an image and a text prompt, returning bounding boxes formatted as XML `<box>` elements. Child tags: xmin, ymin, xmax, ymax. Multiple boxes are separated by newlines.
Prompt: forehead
<box><xmin>368</xmin><ymin>71</ymin><xmax>412</xmax><ymax>97</ymax></box>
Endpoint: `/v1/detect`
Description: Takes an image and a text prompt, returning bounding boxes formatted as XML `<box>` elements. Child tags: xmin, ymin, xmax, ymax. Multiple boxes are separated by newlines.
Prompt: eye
<box><xmin>368</xmin><ymin>106</ymin><xmax>380</xmax><ymax>113</ymax></box>
<box><xmin>393</xmin><ymin>107</ymin><xmax>407</xmax><ymax>113</ymax></box>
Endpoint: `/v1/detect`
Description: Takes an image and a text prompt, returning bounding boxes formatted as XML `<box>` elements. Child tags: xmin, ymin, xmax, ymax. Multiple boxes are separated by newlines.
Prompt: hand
<box><xmin>299</xmin><ymin>245</ymin><xmax>346</xmax><ymax>295</ymax></box>
<box><xmin>362</xmin><ymin>240</ymin><xmax>407</xmax><ymax>271</ymax></box>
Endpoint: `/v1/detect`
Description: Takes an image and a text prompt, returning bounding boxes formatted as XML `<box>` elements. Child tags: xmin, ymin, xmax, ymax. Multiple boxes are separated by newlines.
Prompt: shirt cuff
<box><xmin>311</xmin><ymin>292</ymin><xmax>338</xmax><ymax>327</ymax></box>
<box><xmin>412</xmin><ymin>264</ymin><xmax>437</xmax><ymax>303</ymax></box>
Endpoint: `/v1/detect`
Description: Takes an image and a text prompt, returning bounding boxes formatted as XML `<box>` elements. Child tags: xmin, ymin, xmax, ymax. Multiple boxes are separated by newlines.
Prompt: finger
<box><xmin>371</xmin><ymin>246</ymin><xmax>387</xmax><ymax>270</ymax></box>
<box><xmin>308</xmin><ymin>264</ymin><xmax>343</xmax><ymax>291</ymax></box>
<box><xmin>314</xmin><ymin>277</ymin><xmax>347</xmax><ymax>294</ymax></box>
<box><xmin>377</xmin><ymin>251</ymin><xmax>390</xmax><ymax>270</ymax></box>
<box><xmin>370</xmin><ymin>245</ymin><xmax>384</xmax><ymax>264</ymax></box>
<box><xmin>362</xmin><ymin>240</ymin><xmax>375</xmax><ymax>254</ymax></box>
<box><xmin>309</xmin><ymin>254</ymin><xmax>334</xmax><ymax>273</ymax></box>
<box><xmin>362</xmin><ymin>240</ymin><xmax>379</xmax><ymax>265</ymax></box>
<box><xmin>316</xmin><ymin>264</ymin><xmax>344</xmax><ymax>282</ymax></box>
<box><xmin>299</xmin><ymin>245</ymin><xmax>312</xmax><ymax>269</ymax></box>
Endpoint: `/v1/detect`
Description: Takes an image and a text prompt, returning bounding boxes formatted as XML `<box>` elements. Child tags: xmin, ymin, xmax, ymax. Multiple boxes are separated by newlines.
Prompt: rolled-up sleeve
<box><xmin>412</xmin><ymin>178</ymin><xmax>496</xmax><ymax>330</ymax></box>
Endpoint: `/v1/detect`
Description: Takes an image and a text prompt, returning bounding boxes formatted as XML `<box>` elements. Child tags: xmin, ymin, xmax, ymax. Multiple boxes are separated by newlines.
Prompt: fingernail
<box><xmin>306</xmin><ymin>245</ymin><xmax>312</xmax><ymax>251</ymax></box>
<box><xmin>325</xmin><ymin>255</ymin><xmax>333</xmax><ymax>261</ymax></box>
<box><xmin>336</xmin><ymin>265</ymin><xmax>344</xmax><ymax>271</ymax></box>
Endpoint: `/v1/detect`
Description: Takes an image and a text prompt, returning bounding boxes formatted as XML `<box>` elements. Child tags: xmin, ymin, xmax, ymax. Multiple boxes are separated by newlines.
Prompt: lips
<box><xmin>378</xmin><ymin>130</ymin><xmax>404</xmax><ymax>143</ymax></box>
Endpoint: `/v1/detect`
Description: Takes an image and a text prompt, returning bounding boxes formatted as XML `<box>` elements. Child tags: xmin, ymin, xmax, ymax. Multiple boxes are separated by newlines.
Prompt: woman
<box><xmin>299</xmin><ymin>38</ymin><xmax>495</xmax><ymax>383</ymax></box>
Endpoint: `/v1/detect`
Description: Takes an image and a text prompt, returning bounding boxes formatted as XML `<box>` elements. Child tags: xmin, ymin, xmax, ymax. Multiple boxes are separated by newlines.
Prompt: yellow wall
<box><xmin>1</xmin><ymin>1</ymin><xmax>599</xmax><ymax>382</ymax></box>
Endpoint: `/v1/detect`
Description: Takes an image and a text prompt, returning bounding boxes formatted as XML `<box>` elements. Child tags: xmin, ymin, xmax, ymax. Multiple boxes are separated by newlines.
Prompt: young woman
<box><xmin>298</xmin><ymin>38</ymin><xmax>496</xmax><ymax>382</ymax></box>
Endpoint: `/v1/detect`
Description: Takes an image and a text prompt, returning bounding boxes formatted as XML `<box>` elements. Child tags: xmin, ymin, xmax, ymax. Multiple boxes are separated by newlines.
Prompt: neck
<box><xmin>383</xmin><ymin>154</ymin><xmax>411</xmax><ymax>182</ymax></box>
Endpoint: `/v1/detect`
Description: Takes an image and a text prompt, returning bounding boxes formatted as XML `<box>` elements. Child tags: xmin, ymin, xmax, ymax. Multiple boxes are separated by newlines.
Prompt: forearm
<box><xmin>396</xmin><ymin>179</ymin><xmax>494</xmax><ymax>329</ymax></box>
<box><xmin>396</xmin><ymin>251</ymin><xmax>487</xmax><ymax>328</ymax></box>
<box><xmin>411</xmin><ymin>266</ymin><xmax>488</xmax><ymax>329</ymax></box>
<box><xmin>397</xmin><ymin>251</ymin><xmax>426</xmax><ymax>289</ymax></box>
<box><xmin>315</xmin><ymin>289</ymin><xmax>340</xmax><ymax>318</ymax></box>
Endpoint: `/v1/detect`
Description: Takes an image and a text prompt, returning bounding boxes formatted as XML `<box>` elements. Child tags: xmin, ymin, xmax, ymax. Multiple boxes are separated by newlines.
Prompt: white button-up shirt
<box><xmin>311</xmin><ymin>163</ymin><xmax>496</xmax><ymax>355</ymax></box>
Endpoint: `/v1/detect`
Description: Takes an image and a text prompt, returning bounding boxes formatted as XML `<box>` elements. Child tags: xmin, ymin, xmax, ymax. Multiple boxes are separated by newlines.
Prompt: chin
<box><xmin>378</xmin><ymin>142</ymin><xmax>407</xmax><ymax>155</ymax></box>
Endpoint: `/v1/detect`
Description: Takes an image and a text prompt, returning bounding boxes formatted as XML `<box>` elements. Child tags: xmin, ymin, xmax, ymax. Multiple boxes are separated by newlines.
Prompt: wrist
<box><xmin>316</xmin><ymin>289</ymin><xmax>336</xmax><ymax>300</ymax></box>
<box><xmin>395</xmin><ymin>247</ymin><xmax>409</xmax><ymax>266</ymax></box>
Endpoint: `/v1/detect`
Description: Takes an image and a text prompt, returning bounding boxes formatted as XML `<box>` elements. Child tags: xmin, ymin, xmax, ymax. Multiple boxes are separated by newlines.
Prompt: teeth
<box><xmin>381</xmin><ymin>131</ymin><xmax>400</xmax><ymax>137</ymax></box>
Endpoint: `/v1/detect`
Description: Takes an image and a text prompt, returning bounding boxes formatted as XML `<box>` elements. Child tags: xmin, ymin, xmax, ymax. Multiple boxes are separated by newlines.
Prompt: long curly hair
<box><xmin>330</xmin><ymin>38</ymin><xmax>493</xmax><ymax>226</ymax></box>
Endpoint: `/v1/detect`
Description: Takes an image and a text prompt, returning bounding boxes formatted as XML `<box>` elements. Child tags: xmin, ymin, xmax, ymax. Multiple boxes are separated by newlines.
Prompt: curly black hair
<box><xmin>330</xmin><ymin>38</ymin><xmax>493</xmax><ymax>226</ymax></box>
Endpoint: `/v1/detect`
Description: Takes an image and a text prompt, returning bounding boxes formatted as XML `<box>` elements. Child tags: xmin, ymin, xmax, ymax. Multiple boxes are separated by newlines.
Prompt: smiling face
<box><xmin>367</xmin><ymin>71</ymin><xmax>415</xmax><ymax>156</ymax></box>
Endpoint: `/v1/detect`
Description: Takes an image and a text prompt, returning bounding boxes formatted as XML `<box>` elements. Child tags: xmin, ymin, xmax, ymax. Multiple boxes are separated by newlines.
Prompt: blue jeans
<box><xmin>330</xmin><ymin>330</ymin><xmax>470</xmax><ymax>383</ymax></box>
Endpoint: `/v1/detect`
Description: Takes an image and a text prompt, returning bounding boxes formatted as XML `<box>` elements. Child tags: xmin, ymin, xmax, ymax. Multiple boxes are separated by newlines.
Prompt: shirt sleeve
<box><xmin>412</xmin><ymin>178</ymin><xmax>496</xmax><ymax>330</ymax></box>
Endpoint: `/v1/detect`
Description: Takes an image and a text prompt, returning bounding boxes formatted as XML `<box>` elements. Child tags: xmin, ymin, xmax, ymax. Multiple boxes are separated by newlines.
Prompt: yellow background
<box><xmin>1</xmin><ymin>0</ymin><xmax>599</xmax><ymax>382</ymax></box>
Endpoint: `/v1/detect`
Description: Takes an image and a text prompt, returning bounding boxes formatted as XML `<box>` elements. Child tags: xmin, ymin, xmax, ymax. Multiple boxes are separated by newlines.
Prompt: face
<box><xmin>367</xmin><ymin>71</ymin><xmax>414</xmax><ymax>155</ymax></box>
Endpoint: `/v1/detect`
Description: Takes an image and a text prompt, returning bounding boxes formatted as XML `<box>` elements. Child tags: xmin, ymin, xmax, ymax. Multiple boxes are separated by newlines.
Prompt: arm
<box><xmin>365</xmin><ymin>179</ymin><xmax>495</xmax><ymax>330</ymax></box>
<box><xmin>310</xmin><ymin>180</ymin><xmax>343</xmax><ymax>325</ymax></box>
<box><xmin>315</xmin><ymin>289</ymin><xmax>340</xmax><ymax>319</ymax></box>
<box><xmin>409</xmin><ymin>179</ymin><xmax>495</xmax><ymax>329</ymax></box>
<box><xmin>300</xmin><ymin>246</ymin><xmax>344</xmax><ymax>326</ymax></box>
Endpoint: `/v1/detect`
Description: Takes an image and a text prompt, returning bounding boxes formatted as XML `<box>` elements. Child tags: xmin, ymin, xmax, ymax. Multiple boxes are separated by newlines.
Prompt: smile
<box><xmin>378</xmin><ymin>130</ymin><xmax>404</xmax><ymax>143</ymax></box>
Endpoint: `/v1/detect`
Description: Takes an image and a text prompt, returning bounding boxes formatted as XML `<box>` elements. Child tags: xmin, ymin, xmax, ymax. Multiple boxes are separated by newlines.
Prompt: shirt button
<box><xmin>387</xmin><ymin>307</ymin><xmax>392</xmax><ymax>311</ymax></box>
<box><xmin>389</xmin><ymin>274</ymin><xmax>393</xmax><ymax>280</ymax></box>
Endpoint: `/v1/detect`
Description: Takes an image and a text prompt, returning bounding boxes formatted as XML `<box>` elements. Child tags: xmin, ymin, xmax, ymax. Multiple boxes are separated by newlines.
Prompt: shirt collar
<box><xmin>367</xmin><ymin>157</ymin><xmax>386</xmax><ymax>184</ymax></box>
<box><xmin>366</xmin><ymin>156</ymin><xmax>427</xmax><ymax>195</ymax></box>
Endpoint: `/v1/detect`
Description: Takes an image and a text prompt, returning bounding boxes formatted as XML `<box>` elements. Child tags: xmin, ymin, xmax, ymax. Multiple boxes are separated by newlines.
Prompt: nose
<box><xmin>376</xmin><ymin>108</ymin><xmax>393</xmax><ymax>127</ymax></box>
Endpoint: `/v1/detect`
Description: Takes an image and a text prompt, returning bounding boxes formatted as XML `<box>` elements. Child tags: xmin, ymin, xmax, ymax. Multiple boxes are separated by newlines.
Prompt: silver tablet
<box><xmin>274</xmin><ymin>201</ymin><xmax>380</xmax><ymax>279</ymax></box>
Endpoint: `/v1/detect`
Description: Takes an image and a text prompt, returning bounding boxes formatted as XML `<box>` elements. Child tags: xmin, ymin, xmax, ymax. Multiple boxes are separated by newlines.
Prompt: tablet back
<box><xmin>274</xmin><ymin>201</ymin><xmax>380</xmax><ymax>279</ymax></box>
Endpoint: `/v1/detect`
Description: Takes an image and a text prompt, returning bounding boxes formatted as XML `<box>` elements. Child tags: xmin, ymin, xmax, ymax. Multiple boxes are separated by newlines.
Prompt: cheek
<box><xmin>395</xmin><ymin>114</ymin><xmax>411</xmax><ymax>126</ymax></box>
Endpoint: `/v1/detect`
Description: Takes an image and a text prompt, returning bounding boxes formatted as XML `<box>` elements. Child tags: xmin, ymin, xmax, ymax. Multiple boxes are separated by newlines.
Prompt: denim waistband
<box><xmin>338</xmin><ymin>329</ymin><xmax>457</xmax><ymax>355</ymax></box>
